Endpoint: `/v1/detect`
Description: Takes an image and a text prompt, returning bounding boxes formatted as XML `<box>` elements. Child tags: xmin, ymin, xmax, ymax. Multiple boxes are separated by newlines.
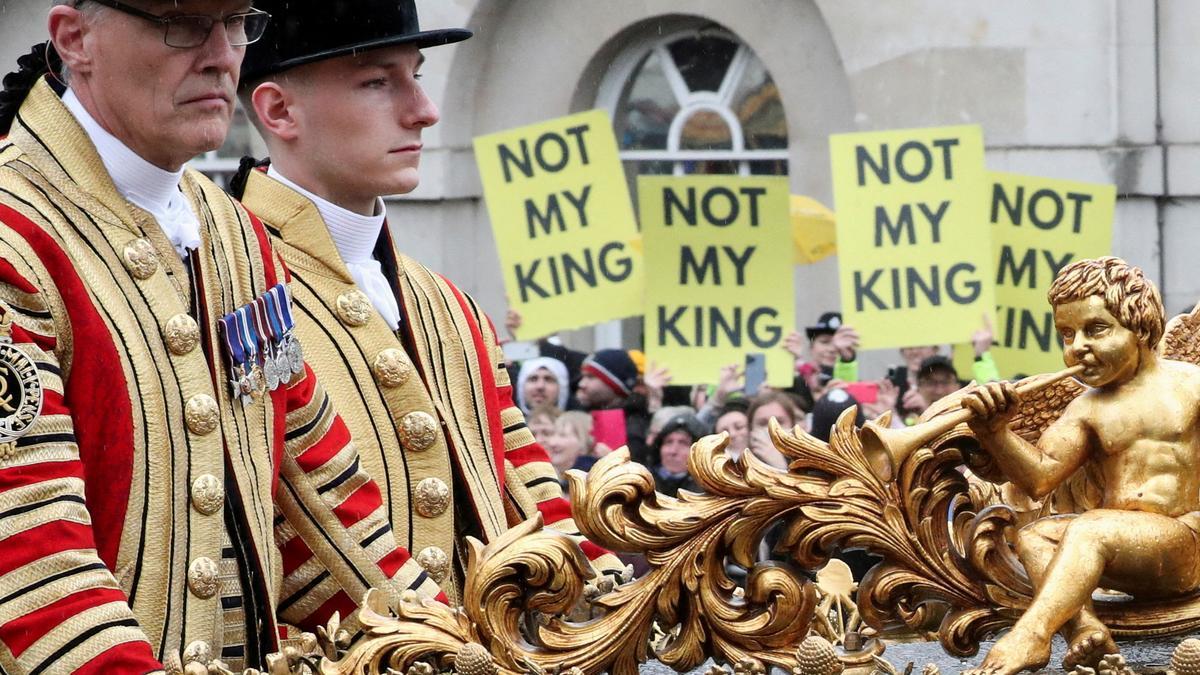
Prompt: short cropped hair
<box><xmin>1047</xmin><ymin>256</ymin><xmax>1165</xmax><ymax>348</ymax></box>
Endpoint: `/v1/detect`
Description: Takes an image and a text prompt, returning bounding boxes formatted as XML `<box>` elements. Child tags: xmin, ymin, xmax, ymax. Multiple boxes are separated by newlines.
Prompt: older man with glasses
<box><xmin>0</xmin><ymin>2</ymin><xmax>444</xmax><ymax>673</ymax></box>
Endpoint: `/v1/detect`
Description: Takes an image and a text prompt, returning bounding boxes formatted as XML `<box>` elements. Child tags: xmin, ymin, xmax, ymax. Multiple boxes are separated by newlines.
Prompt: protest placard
<box><xmin>953</xmin><ymin>172</ymin><xmax>1115</xmax><ymax>379</ymax></box>
<box><xmin>640</xmin><ymin>176</ymin><xmax>794</xmax><ymax>386</ymax></box>
<box><xmin>474</xmin><ymin>110</ymin><xmax>643</xmax><ymax>338</ymax></box>
<box><xmin>830</xmin><ymin>125</ymin><xmax>994</xmax><ymax>349</ymax></box>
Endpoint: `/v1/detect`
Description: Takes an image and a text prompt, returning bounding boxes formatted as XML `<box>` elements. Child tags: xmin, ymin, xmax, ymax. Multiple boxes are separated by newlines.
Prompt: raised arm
<box><xmin>963</xmin><ymin>381</ymin><xmax>1091</xmax><ymax>499</ymax></box>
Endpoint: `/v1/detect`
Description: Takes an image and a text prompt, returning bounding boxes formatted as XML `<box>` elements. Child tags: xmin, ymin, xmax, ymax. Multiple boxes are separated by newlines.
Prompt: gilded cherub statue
<box><xmin>960</xmin><ymin>257</ymin><xmax>1200</xmax><ymax>674</ymax></box>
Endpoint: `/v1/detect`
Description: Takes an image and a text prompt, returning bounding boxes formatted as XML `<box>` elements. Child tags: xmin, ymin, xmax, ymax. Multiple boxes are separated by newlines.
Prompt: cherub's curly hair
<box><xmin>1047</xmin><ymin>256</ymin><xmax>1165</xmax><ymax>347</ymax></box>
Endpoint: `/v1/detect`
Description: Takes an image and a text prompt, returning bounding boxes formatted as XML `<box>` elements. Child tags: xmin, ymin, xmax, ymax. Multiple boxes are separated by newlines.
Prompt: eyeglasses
<box><xmin>75</xmin><ymin>0</ymin><xmax>271</xmax><ymax>49</ymax></box>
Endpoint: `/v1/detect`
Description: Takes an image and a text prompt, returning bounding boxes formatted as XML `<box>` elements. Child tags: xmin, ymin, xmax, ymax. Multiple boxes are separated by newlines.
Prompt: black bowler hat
<box><xmin>241</xmin><ymin>0</ymin><xmax>473</xmax><ymax>82</ymax></box>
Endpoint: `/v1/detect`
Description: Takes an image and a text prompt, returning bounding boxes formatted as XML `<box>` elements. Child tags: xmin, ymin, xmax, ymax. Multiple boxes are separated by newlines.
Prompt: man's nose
<box><xmin>404</xmin><ymin>85</ymin><xmax>440</xmax><ymax>129</ymax></box>
<box><xmin>197</xmin><ymin>20</ymin><xmax>242</xmax><ymax>73</ymax></box>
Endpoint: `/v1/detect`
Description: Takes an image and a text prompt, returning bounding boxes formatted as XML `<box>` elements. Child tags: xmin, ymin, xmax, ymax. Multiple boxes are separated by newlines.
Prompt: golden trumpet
<box><xmin>859</xmin><ymin>364</ymin><xmax>1086</xmax><ymax>481</ymax></box>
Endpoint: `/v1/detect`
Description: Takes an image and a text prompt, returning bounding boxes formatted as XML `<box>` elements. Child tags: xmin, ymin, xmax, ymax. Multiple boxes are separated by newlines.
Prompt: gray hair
<box><xmin>50</xmin><ymin>0</ymin><xmax>109</xmax><ymax>82</ymax></box>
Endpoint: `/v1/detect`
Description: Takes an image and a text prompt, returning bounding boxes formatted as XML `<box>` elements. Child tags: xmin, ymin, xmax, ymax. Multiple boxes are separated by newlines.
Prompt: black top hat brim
<box><xmin>242</xmin><ymin>28</ymin><xmax>472</xmax><ymax>82</ymax></box>
<box><xmin>805</xmin><ymin>327</ymin><xmax>835</xmax><ymax>340</ymax></box>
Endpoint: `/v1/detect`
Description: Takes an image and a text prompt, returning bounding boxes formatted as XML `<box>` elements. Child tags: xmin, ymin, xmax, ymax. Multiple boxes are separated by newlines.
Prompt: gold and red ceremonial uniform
<box><xmin>0</xmin><ymin>81</ymin><xmax>442</xmax><ymax>675</ymax></box>
<box><xmin>240</xmin><ymin>171</ymin><xmax>623</xmax><ymax>601</ymax></box>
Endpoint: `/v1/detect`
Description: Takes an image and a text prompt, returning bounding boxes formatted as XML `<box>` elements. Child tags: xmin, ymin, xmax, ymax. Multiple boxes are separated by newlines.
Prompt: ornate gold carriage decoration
<box><xmin>210</xmin><ymin>302</ymin><xmax>1200</xmax><ymax>675</ymax></box>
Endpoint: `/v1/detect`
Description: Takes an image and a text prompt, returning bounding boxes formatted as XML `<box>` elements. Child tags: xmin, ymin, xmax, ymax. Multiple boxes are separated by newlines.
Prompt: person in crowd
<box><xmin>808</xmin><ymin>388</ymin><xmax>866</xmax><ymax>443</ymax></box>
<box><xmin>714</xmin><ymin>398</ymin><xmax>751</xmax><ymax>459</ymax></box>
<box><xmin>894</xmin><ymin>317</ymin><xmax>1000</xmax><ymax>417</ymax></box>
<box><xmin>904</xmin><ymin>355</ymin><xmax>965</xmax><ymax>419</ymax></box>
<box><xmin>233</xmin><ymin>0</ymin><xmax>625</xmax><ymax>609</ymax></box>
<box><xmin>517</xmin><ymin>356</ymin><xmax>570</xmax><ymax>415</ymax></box>
<box><xmin>527</xmin><ymin>404</ymin><xmax>561</xmax><ymax>449</ymax></box>
<box><xmin>546</xmin><ymin>411</ymin><xmax>599</xmax><ymax>483</ymax></box>
<box><xmin>647</xmin><ymin>404</ymin><xmax>696</xmax><ymax>449</ymax></box>
<box><xmin>785</xmin><ymin>311</ymin><xmax>860</xmax><ymax>389</ymax></box>
<box><xmin>0</xmin><ymin>1</ymin><xmax>455</xmax><ymax>670</ymax></box>
<box><xmin>651</xmin><ymin>412</ymin><xmax>709</xmax><ymax>497</ymax></box>
<box><xmin>746</xmin><ymin>390</ymin><xmax>806</xmax><ymax>469</ymax></box>
<box><xmin>576</xmin><ymin>348</ymin><xmax>652</xmax><ymax>464</ymax></box>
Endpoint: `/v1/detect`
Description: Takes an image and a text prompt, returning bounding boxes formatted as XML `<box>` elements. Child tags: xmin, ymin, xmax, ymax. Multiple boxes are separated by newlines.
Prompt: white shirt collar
<box><xmin>266</xmin><ymin>166</ymin><xmax>400</xmax><ymax>330</ymax></box>
<box><xmin>62</xmin><ymin>89</ymin><xmax>201</xmax><ymax>257</ymax></box>
<box><xmin>266</xmin><ymin>166</ymin><xmax>386</xmax><ymax>264</ymax></box>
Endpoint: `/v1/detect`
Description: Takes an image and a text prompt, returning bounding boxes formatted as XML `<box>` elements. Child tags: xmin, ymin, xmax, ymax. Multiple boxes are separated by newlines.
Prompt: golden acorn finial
<box><xmin>454</xmin><ymin>642</ymin><xmax>498</xmax><ymax>675</ymax></box>
<box><xmin>792</xmin><ymin>635</ymin><xmax>843</xmax><ymax>675</ymax></box>
<box><xmin>1173</xmin><ymin>638</ymin><xmax>1200</xmax><ymax>675</ymax></box>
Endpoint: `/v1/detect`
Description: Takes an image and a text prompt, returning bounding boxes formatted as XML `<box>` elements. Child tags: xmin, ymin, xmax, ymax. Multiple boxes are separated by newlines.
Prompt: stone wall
<box><xmin>3</xmin><ymin>0</ymin><xmax>1196</xmax><ymax>359</ymax></box>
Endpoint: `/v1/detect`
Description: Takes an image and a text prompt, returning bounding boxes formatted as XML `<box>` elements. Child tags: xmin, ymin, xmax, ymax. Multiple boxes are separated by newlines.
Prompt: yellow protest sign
<box><xmin>966</xmin><ymin>172</ymin><xmax>1115</xmax><ymax>379</ymax></box>
<box><xmin>830</xmin><ymin>125</ymin><xmax>994</xmax><ymax>349</ymax></box>
<box><xmin>640</xmin><ymin>176</ymin><xmax>795</xmax><ymax>386</ymax></box>
<box><xmin>474</xmin><ymin>110</ymin><xmax>643</xmax><ymax>339</ymax></box>
<box><xmin>791</xmin><ymin>195</ymin><xmax>837</xmax><ymax>264</ymax></box>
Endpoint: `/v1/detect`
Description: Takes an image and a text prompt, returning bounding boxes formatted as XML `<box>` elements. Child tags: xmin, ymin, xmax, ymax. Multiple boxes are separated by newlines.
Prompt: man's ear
<box><xmin>250</xmin><ymin>81</ymin><xmax>301</xmax><ymax>143</ymax></box>
<box><xmin>48</xmin><ymin>5</ymin><xmax>92</xmax><ymax>77</ymax></box>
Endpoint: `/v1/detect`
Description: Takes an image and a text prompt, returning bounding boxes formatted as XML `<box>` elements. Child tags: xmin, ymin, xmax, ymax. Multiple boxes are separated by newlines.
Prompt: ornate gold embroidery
<box><xmin>121</xmin><ymin>238</ymin><xmax>159</xmax><ymax>280</ymax></box>
<box><xmin>414</xmin><ymin>477</ymin><xmax>450</xmax><ymax>518</ymax></box>
<box><xmin>398</xmin><ymin>411</ymin><xmax>438</xmax><ymax>452</ymax></box>
<box><xmin>164</xmin><ymin>314</ymin><xmax>200</xmax><ymax>356</ymax></box>
<box><xmin>336</xmin><ymin>290</ymin><xmax>373</xmax><ymax>327</ymax></box>
<box><xmin>371</xmin><ymin>348</ymin><xmax>413</xmax><ymax>388</ymax></box>
<box><xmin>184</xmin><ymin>395</ymin><xmax>219</xmax><ymax>436</ymax></box>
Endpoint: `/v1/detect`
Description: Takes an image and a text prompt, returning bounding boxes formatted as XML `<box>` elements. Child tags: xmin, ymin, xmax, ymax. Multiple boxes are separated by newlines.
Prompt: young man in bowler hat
<box><xmin>233</xmin><ymin>0</ymin><xmax>625</xmax><ymax>602</ymax></box>
<box><xmin>0</xmin><ymin>1</ymin><xmax>446</xmax><ymax>672</ymax></box>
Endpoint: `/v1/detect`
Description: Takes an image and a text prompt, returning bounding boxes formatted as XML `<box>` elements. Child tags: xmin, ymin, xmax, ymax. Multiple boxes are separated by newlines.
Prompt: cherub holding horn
<box><xmin>960</xmin><ymin>257</ymin><xmax>1200</xmax><ymax>674</ymax></box>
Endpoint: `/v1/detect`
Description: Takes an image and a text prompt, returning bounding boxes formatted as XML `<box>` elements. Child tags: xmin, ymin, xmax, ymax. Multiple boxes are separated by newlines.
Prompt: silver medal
<box><xmin>287</xmin><ymin>335</ymin><xmax>304</xmax><ymax>374</ymax></box>
<box><xmin>264</xmin><ymin>349</ymin><xmax>280</xmax><ymax>391</ymax></box>
<box><xmin>276</xmin><ymin>348</ymin><xmax>292</xmax><ymax>386</ymax></box>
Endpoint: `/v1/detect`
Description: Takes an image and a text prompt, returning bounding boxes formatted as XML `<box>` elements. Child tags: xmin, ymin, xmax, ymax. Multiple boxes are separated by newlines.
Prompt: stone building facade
<box><xmin>3</xmin><ymin>0</ymin><xmax>1196</xmax><ymax>356</ymax></box>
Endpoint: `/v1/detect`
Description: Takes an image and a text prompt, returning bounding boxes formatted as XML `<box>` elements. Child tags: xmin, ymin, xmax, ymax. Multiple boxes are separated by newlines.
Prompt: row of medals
<box><xmin>234</xmin><ymin>334</ymin><xmax>303</xmax><ymax>406</ymax></box>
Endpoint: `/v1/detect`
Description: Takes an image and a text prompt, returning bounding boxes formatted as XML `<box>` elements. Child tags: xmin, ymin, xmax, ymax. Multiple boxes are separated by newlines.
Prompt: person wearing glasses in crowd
<box><xmin>0</xmin><ymin>2</ymin><xmax>447</xmax><ymax>673</ymax></box>
<box><xmin>228</xmin><ymin>0</ymin><xmax>626</xmax><ymax>604</ymax></box>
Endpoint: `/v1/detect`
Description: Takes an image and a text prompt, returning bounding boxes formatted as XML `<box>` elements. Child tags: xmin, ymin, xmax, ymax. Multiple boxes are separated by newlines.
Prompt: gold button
<box><xmin>336</xmin><ymin>290</ymin><xmax>373</xmax><ymax>327</ymax></box>
<box><xmin>187</xmin><ymin>557</ymin><xmax>218</xmax><ymax>599</ymax></box>
<box><xmin>164</xmin><ymin>314</ymin><xmax>200</xmax><ymax>356</ymax></box>
<box><xmin>398</xmin><ymin>411</ymin><xmax>438</xmax><ymax>452</ymax></box>
<box><xmin>122</xmin><ymin>238</ymin><xmax>159</xmax><ymax>280</ymax></box>
<box><xmin>190</xmin><ymin>474</ymin><xmax>224</xmax><ymax>516</ymax></box>
<box><xmin>184</xmin><ymin>395</ymin><xmax>219</xmax><ymax>436</ymax></box>
<box><xmin>416</xmin><ymin>546</ymin><xmax>449</xmax><ymax>583</ymax></box>
<box><xmin>182</xmin><ymin>640</ymin><xmax>212</xmax><ymax>665</ymax></box>
<box><xmin>414</xmin><ymin>477</ymin><xmax>450</xmax><ymax>518</ymax></box>
<box><xmin>372</xmin><ymin>348</ymin><xmax>413</xmax><ymax>388</ymax></box>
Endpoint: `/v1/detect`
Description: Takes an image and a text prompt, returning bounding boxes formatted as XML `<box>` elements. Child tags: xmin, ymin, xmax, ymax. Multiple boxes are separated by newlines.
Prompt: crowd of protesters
<box><xmin>503</xmin><ymin>307</ymin><xmax>1003</xmax><ymax>499</ymax></box>
<box><xmin>503</xmin><ymin>307</ymin><xmax>1005</xmax><ymax>579</ymax></box>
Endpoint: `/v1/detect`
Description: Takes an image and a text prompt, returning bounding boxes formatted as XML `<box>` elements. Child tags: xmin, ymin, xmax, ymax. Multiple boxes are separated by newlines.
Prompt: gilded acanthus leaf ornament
<box><xmin>323</xmin><ymin>437</ymin><xmax>822</xmax><ymax>675</ymax></box>
<box><xmin>319</xmin><ymin>281</ymin><xmax>1200</xmax><ymax>674</ymax></box>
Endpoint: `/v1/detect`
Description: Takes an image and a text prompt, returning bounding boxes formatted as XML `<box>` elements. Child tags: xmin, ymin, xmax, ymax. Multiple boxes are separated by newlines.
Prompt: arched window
<box><xmin>603</xmin><ymin>28</ymin><xmax>789</xmax><ymax>183</ymax></box>
<box><xmin>590</xmin><ymin>24</ymin><xmax>789</xmax><ymax>348</ymax></box>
